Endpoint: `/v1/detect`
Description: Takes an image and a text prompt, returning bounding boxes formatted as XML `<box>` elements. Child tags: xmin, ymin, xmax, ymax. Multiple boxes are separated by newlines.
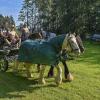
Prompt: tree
<box><xmin>18</xmin><ymin>0</ymin><xmax>100</xmax><ymax>35</ymax></box>
<box><xmin>0</xmin><ymin>14</ymin><xmax>15</xmax><ymax>30</ymax></box>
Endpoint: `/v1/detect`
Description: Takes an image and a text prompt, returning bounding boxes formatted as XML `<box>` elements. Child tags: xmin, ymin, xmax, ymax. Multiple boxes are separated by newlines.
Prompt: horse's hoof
<box><xmin>27</xmin><ymin>74</ymin><xmax>33</xmax><ymax>78</ymax></box>
<box><xmin>65</xmin><ymin>73</ymin><xmax>74</xmax><ymax>82</ymax></box>
<box><xmin>55</xmin><ymin>77</ymin><xmax>62</xmax><ymax>86</ymax></box>
<box><xmin>37</xmin><ymin>70</ymin><xmax>40</xmax><ymax>73</ymax></box>
<box><xmin>55</xmin><ymin>81</ymin><xmax>62</xmax><ymax>86</ymax></box>
<box><xmin>39</xmin><ymin>79</ymin><xmax>46</xmax><ymax>84</ymax></box>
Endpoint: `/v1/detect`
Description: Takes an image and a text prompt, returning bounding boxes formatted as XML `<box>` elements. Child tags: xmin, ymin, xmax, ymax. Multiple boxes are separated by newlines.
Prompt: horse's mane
<box><xmin>48</xmin><ymin>34</ymin><xmax>66</xmax><ymax>52</ymax></box>
<box><xmin>28</xmin><ymin>33</ymin><xmax>42</xmax><ymax>39</ymax></box>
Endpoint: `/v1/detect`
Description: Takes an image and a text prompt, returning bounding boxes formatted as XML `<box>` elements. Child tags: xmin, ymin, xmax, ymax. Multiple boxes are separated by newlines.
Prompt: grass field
<box><xmin>0</xmin><ymin>41</ymin><xmax>100</xmax><ymax>100</ymax></box>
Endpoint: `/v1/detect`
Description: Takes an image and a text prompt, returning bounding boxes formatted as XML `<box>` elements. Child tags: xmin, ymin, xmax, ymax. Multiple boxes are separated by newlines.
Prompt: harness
<box><xmin>62</xmin><ymin>34</ymin><xmax>72</xmax><ymax>52</ymax></box>
<box><xmin>60</xmin><ymin>34</ymin><xmax>80</xmax><ymax>61</ymax></box>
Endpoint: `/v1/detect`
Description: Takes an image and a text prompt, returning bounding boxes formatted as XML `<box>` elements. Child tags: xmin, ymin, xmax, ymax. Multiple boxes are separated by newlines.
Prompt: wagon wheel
<box><xmin>0</xmin><ymin>57</ymin><xmax>8</xmax><ymax>72</ymax></box>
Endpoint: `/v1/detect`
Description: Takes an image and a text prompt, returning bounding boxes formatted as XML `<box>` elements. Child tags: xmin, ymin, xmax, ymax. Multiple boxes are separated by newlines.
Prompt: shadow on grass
<box><xmin>0</xmin><ymin>71</ymin><xmax>57</xmax><ymax>99</ymax></box>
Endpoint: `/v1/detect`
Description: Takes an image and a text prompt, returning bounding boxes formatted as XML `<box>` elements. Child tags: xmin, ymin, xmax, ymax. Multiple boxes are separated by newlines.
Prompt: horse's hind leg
<box><xmin>47</xmin><ymin>65</ymin><xmax>54</xmax><ymax>77</ymax></box>
<box><xmin>37</xmin><ymin>64</ymin><xmax>41</xmax><ymax>72</ymax></box>
<box><xmin>24</xmin><ymin>63</ymin><xmax>33</xmax><ymax>78</ymax></box>
<box><xmin>13</xmin><ymin>60</ymin><xmax>20</xmax><ymax>73</ymax></box>
<box><xmin>39</xmin><ymin>65</ymin><xmax>46</xmax><ymax>84</ymax></box>
<box><xmin>55</xmin><ymin>65</ymin><xmax>62</xmax><ymax>85</ymax></box>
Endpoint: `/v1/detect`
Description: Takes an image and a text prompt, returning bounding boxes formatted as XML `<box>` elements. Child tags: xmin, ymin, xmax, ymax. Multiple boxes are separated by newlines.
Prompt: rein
<box><xmin>62</xmin><ymin>34</ymin><xmax>72</xmax><ymax>53</ymax></box>
<box><xmin>61</xmin><ymin>34</ymin><xmax>79</xmax><ymax>55</ymax></box>
<box><xmin>67</xmin><ymin>38</ymin><xmax>78</xmax><ymax>52</ymax></box>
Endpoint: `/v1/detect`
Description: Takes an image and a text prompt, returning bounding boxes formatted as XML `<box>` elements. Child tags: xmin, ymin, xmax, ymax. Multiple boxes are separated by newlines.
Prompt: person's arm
<box><xmin>15</xmin><ymin>31</ymin><xmax>19</xmax><ymax>40</ymax></box>
<box><xmin>0</xmin><ymin>32</ymin><xmax>6</xmax><ymax>38</ymax></box>
<box><xmin>4</xmin><ymin>38</ymin><xmax>11</xmax><ymax>45</ymax></box>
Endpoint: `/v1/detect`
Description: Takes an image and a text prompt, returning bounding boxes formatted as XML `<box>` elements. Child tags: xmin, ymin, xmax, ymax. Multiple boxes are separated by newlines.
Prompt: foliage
<box><xmin>18</xmin><ymin>0</ymin><xmax>100</xmax><ymax>34</ymax></box>
<box><xmin>0</xmin><ymin>14</ymin><xmax>15</xmax><ymax>30</ymax></box>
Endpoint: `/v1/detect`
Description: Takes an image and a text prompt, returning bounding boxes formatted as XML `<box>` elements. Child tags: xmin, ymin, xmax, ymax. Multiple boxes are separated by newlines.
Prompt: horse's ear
<box><xmin>68</xmin><ymin>32</ymin><xmax>71</xmax><ymax>37</ymax></box>
<box><xmin>73</xmin><ymin>32</ymin><xmax>76</xmax><ymax>36</ymax></box>
<box><xmin>68</xmin><ymin>32</ymin><xmax>73</xmax><ymax>38</ymax></box>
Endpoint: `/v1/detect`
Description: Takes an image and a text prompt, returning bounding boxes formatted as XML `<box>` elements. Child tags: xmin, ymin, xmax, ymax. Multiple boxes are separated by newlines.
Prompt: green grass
<box><xmin>0</xmin><ymin>41</ymin><xmax>100</xmax><ymax>100</ymax></box>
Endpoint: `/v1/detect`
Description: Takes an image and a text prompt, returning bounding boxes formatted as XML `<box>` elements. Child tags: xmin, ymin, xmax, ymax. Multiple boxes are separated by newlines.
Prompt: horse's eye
<box><xmin>70</xmin><ymin>40</ymin><xmax>74</xmax><ymax>43</ymax></box>
<box><xmin>69</xmin><ymin>37</ymin><xmax>73</xmax><ymax>40</ymax></box>
<box><xmin>68</xmin><ymin>37</ymin><xmax>72</xmax><ymax>40</ymax></box>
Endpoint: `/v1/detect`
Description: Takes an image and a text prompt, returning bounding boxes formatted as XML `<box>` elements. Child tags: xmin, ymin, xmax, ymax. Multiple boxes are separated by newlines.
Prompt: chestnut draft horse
<box><xmin>14</xmin><ymin>33</ymin><xmax>80</xmax><ymax>85</ymax></box>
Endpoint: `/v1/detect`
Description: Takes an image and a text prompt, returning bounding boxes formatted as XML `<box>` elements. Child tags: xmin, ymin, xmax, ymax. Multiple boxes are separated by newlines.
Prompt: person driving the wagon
<box><xmin>8</xmin><ymin>25</ymin><xmax>20</xmax><ymax>47</ymax></box>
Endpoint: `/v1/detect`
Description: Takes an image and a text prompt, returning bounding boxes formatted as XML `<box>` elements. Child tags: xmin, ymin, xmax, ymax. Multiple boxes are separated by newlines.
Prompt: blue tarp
<box><xmin>18</xmin><ymin>34</ymin><xmax>66</xmax><ymax>65</ymax></box>
<box><xmin>18</xmin><ymin>39</ymin><xmax>58</xmax><ymax>65</ymax></box>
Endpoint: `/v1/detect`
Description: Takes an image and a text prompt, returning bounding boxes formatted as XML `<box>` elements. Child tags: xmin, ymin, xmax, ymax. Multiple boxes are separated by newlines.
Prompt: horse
<box><xmin>28</xmin><ymin>32</ymin><xmax>57</xmax><ymax>72</ymax></box>
<box><xmin>14</xmin><ymin>33</ymin><xmax>80</xmax><ymax>85</ymax></box>
<box><xmin>47</xmin><ymin>33</ymin><xmax>85</xmax><ymax>79</ymax></box>
<box><xmin>28</xmin><ymin>32</ymin><xmax>84</xmax><ymax>80</ymax></box>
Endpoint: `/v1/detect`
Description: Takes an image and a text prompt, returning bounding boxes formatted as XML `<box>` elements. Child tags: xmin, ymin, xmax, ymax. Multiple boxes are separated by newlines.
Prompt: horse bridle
<box><xmin>67</xmin><ymin>35</ymin><xmax>80</xmax><ymax>52</ymax></box>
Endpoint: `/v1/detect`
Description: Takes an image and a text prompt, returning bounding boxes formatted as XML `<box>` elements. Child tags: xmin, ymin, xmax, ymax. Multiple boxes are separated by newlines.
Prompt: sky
<box><xmin>0</xmin><ymin>0</ymin><xmax>23</xmax><ymax>25</ymax></box>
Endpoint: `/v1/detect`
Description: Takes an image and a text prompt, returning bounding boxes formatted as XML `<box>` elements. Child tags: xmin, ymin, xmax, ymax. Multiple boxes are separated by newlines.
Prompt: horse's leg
<box><xmin>13</xmin><ymin>60</ymin><xmax>20</xmax><ymax>72</ymax></box>
<box><xmin>24</xmin><ymin>63</ymin><xmax>33</xmax><ymax>78</ymax></box>
<box><xmin>55</xmin><ymin>65</ymin><xmax>62</xmax><ymax>85</ymax></box>
<box><xmin>47</xmin><ymin>65</ymin><xmax>54</xmax><ymax>77</ymax></box>
<box><xmin>39</xmin><ymin>65</ymin><xmax>46</xmax><ymax>84</ymax></box>
<box><xmin>61</xmin><ymin>60</ymin><xmax>69</xmax><ymax>78</ymax></box>
<box><xmin>62</xmin><ymin>60</ymin><xmax>74</xmax><ymax>81</ymax></box>
<box><xmin>37</xmin><ymin>64</ymin><xmax>41</xmax><ymax>72</ymax></box>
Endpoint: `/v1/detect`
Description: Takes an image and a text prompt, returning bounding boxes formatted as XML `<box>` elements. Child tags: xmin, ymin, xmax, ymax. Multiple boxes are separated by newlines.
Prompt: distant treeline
<box><xmin>18</xmin><ymin>0</ymin><xmax>100</xmax><ymax>35</ymax></box>
<box><xmin>0</xmin><ymin>14</ymin><xmax>15</xmax><ymax>30</ymax></box>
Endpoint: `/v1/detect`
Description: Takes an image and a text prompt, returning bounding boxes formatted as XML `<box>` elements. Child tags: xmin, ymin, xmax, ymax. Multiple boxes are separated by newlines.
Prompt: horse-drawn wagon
<box><xmin>0</xmin><ymin>46</ymin><xmax>19</xmax><ymax>72</ymax></box>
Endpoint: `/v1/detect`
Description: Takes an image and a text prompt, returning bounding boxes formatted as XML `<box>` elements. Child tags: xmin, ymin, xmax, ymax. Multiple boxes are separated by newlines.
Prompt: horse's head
<box><xmin>76</xmin><ymin>35</ymin><xmax>85</xmax><ymax>53</ymax></box>
<box><xmin>62</xmin><ymin>33</ymin><xmax>80</xmax><ymax>55</ymax></box>
<box><xmin>28</xmin><ymin>32</ymin><xmax>43</xmax><ymax>40</ymax></box>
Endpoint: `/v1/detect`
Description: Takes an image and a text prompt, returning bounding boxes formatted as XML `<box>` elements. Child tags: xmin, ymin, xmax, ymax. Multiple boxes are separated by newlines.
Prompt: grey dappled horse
<box><xmin>14</xmin><ymin>33</ymin><xmax>80</xmax><ymax>85</ymax></box>
<box><xmin>47</xmin><ymin>34</ymin><xmax>85</xmax><ymax>79</ymax></box>
<box><xmin>29</xmin><ymin>32</ymin><xmax>84</xmax><ymax>80</ymax></box>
